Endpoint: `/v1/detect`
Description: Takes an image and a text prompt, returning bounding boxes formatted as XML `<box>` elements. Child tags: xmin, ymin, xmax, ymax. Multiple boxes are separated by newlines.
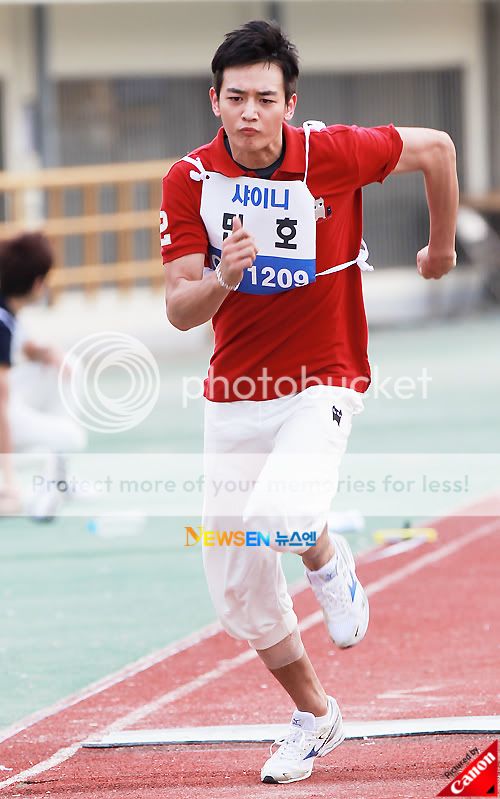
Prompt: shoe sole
<box><xmin>262</xmin><ymin>770</ymin><xmax>312</xmax><ymax>784</ymax></box>
<box><xmin>335</xmin><ymin>585</ymin><xmax>370</xmax><ymax>648</ymax></box>
<box><xmin>261</xmin><ymin>699</ymin><xmax>344</xmax><ymax>784</ymax></box>
<box><xmin>318</xmin><ymin>700</ymin><xmax>345</xmax><ymax>757</ymax></box>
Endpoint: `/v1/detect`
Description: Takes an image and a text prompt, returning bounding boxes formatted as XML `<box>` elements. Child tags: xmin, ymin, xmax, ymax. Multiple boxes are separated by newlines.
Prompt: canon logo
<box><xmin>450</xmin><ymin>751</ymin><xmax>497</xmax><ymax>795</ymax></box>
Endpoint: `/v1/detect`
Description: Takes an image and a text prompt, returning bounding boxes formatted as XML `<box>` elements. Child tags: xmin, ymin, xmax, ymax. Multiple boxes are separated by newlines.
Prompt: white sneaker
<box><xmin>28</xmin><ymin>454</ymin><xmax>67</xmax><ymax>523</ymax></box>
<box><xmin>261</xmin><ymin>696</ymin><xmax>344</xmax><ymax>784</ymax></box>
<box><xmin>307</xmin><ymin>533</ymin><xmax>369</xmax><ymax>648</ymax></box>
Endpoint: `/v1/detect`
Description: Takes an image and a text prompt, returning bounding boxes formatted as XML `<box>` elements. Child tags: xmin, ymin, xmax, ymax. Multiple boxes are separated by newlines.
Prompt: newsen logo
<box><xmin>184</xmin><ymin>526</ymin><xmax>317</xmax><ymax>548</ymax></box>
<box><xmin>438</xmin><ymin>741</ymin><xmax>498</xmax><ymax>797</ymax></box>
<box><xmin>185</xmin><ymin>526</ymin><xmax>271</xmax><ymax>547</ymax></box>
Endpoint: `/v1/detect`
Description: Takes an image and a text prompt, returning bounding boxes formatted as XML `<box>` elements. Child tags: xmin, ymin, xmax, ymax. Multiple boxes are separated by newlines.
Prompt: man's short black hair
<box><xmin>0</xmin><ymin>232</ymin><xmax>53</xmax><ymax>298</ymax></box>
<box><xmin>211</xmin><ymin>20</ymin><xmax>299</xmax><ymax>102</ymax></box>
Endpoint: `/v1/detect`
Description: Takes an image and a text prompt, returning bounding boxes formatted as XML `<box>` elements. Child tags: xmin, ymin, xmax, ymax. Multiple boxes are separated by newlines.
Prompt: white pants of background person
<box><xmin>202</xmin><ymin>384</ymin><xmax>364</xmax><ymax>650</ymax></box>
<box><xmin>7</xmin><ymin>361</ymin><xmax>87</xmax><ymax>518</ymax></box>
<box><xmin>8</xmin><ymin>361</ymin><xmax>87</xmax><ymax>454</ymax></box>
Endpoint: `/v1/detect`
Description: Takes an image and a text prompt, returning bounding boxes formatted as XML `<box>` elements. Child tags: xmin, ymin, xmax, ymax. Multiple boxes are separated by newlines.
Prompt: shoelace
<box><xmin>269</xmin><ymin>728</ymin><xmax>314</xmax><ymax>760</ymax></box>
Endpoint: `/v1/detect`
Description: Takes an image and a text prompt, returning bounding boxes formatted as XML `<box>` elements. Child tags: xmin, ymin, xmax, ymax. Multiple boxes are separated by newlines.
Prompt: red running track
<box><xmin>0</xmin><ymin>512</ymin><xmax>499</xmax><ymax>798</ymax></box>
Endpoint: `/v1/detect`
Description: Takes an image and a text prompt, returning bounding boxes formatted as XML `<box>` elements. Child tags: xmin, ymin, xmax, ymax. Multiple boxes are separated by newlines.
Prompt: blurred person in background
<box><xmin>162</xmin><ymin>20</ymin><xmax>458</xmax><ymax>785</ymax></box>
<box><xmin>0</xmin><ymin>232</ymin><xmax>87</xmax><ymax>518</ymax></box>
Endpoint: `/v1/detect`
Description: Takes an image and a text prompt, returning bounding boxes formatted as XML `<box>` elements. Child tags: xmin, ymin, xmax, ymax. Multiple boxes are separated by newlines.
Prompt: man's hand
<box><xmin>417</xmin><ymin>246</ymin><xmax>457</xmax><ymax>280</ymax></box>
<box><xmin>24</xmin><ymin>341</ymin><xmax>70</xmax><ymax>373</ymax></box>
<box><xmin>219</xmin><ymin>217</ymin><xmax>258</xmax><ymax>287</ymax></box>
<box><xmin>38</xmin><ymin>345</ymin><xmax>63</xmax><ymax>368</ymax></box>
<box><xmin>37</xmin><ymin>345</ymin><xmax>73</xmax><ymax>379</ymax></box>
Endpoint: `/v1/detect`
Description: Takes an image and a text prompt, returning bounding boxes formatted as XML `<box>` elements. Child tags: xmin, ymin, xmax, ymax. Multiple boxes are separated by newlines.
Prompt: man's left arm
<box><xmin>394</xmin><ymin>127</ymin><xmax>458</xmax><ymax>280</ymax></box>
<box><xmin>23</xmin><ymin>340</ymin><xmax>63</xmax><ymax>367</ymax></box>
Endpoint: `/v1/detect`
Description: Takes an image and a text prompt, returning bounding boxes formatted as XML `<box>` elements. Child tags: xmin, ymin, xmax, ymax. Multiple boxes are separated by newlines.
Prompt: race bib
<box><xmin>199</xmin><ymin>172</ymin><xmax>317</xmax><ymax>295</ymax></box>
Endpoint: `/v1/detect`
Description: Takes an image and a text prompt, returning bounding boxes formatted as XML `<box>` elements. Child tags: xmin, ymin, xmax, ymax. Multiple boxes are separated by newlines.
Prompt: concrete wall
<box><xmin>288</xmin><ymin>1</ymin><xmax>480</xmax><ymax>70</ymax></box>
<box><xmin>49</xmin><ymin>2</ymin><xmax>268</xmax><ymax>76</ymax></box>
<box><xmin>47</xmin><ymin>1</ymin><xmax>484</xmax><ymax>75</ymax></box>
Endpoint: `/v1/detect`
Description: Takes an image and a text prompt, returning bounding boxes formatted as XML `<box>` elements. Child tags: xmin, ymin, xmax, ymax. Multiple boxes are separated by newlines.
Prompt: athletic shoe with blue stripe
<box><xmin>306</xmin><ymin>533</ymin><xmax>369</xmax><ymax>648</ymax></box>
<box><xmin>261</xmin><ymin>696</ymin><xmax>344</xmax><ymax>784</ymax></box>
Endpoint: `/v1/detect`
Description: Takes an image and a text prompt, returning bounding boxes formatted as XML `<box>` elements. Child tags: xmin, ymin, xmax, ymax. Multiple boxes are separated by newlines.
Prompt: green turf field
<box><xmin>1</xmin><ymin>312</ymin><xmax>499</xmax><ymax>729</ymax></box>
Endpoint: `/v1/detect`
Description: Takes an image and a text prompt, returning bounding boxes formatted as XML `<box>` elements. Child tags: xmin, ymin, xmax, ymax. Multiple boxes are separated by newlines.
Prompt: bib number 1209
<box><xmin>248</xmin><ymin>264</ymin><xmax>310</xmax><ymax>289</ymax></box>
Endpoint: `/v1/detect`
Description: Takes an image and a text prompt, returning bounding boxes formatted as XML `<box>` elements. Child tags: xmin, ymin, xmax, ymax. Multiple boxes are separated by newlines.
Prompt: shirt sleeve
<box><xmin>349</xmin><ymin>124</ymin><xmax>403</xmax><ymax>187</ymax></box>
<box><xmin>315</xmin><ymin>124</ymin><xmax>403</xmax><ymax>192</ymax></box>
<box><xmin>160</xmin><ymin>161</ymin><xmax>208</xmax><ymax>265</ymax></box>
<box><xmin>0</xmin><ymin>322</ymin><xmax>12</xmax><ymax>367</ymax></box>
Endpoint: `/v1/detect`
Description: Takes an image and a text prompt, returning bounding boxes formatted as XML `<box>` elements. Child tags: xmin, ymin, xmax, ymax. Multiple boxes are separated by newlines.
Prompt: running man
<box><xmin>161</xmin><ymin>20</ymin><xmax>458</xmax><ymax>784</ymax></box>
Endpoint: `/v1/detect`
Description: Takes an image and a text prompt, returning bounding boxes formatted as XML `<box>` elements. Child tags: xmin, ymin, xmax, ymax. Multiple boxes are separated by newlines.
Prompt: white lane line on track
<box><xmin>1</xmin><ymin>516</ymin><xmax>498</xmax><ymax>792</ymax></box>
<box><xmin>0</xmin><ymin>578</ymin><xmax>308</xmax><ymax>747</ymax></box>
<box><xmin>0</xmin><ymin>619</ymin><xmax>223</xmax><ymax>747</ymax></box>
<box><xmin>0</xmin><ymin>745</ymin><xmax>81</xmax><ymax>792</ymax></box>
<box><xmin>0</xmin><ymin>653</ymin><xmax>258</xmax><ymax>793</ymax></box>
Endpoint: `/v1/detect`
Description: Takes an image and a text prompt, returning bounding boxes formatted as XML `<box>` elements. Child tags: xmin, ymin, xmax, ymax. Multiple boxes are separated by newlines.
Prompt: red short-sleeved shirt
<box><xmin>161</xmin><ymin>122</ymin><xmax>402</xmax><ymax>402</ymax></box>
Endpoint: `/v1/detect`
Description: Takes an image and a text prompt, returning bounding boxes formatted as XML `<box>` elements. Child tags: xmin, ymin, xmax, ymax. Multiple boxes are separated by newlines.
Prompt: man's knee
<box><xmin>256</xmin><ymin>628</ymin><xmax>304</xmax><ymax>669</ymax></box>
<box><xmin>210</xmin><ymin>587</ymin><xmax>298</xmax><ymax>650</ymax></box>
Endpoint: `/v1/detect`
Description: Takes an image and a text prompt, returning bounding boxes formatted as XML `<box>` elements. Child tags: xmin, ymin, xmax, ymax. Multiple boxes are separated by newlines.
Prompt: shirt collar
<box><xmin>209</xmin><ymin>123</ymin><xmax>305</xmax><ymax>178</ymax></box>
<box><xmin>279</xmin><ymin>123</ymin><xmax>306</xmax><ymax>176</ymax></box>
<box><xmin>0</xmin><ymin>293</ymin><xmax>15</xmax><ymax>316</ymax></box>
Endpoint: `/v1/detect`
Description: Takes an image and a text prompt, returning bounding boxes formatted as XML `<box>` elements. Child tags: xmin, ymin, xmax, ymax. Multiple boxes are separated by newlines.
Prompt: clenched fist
<box><xmin>219</xmin><ymin>217</ymin><xmax>258</xmax><ymax>288</ymax></box>
<box><xmin>417</xmin><ymin>245</ymin><xmax>456</xmax><ymax>280</ymax></box>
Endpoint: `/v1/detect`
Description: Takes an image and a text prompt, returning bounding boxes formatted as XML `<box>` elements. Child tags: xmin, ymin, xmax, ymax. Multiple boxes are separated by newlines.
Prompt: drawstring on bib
<box><xmin>183</xmin><ymin>155</ymin><xmax>209</xmax><ymax>182</ymax></box>
<box><xmin>317</xmin><ymin>238</ymin><xmax>373</xmax><ymax>277</ymax></box>
<box><xmin>302</xmin><ymin>121</ymin><xmax>373</xmax><ymax>276</ymax></box>
<box><xmin>303</xmin><ymin>120</ymin><xmax>325</xmax><ymax>185</ymax></box>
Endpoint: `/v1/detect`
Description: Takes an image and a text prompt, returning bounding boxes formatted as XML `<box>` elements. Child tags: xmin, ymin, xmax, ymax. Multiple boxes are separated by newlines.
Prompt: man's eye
<box><xmin>228</xmin><ymin>96</ymin><xmax>242</xmax><ymax>102</ymax></box>
<box><xmin>261</xmin><ymin>99</ymin><xmax>274</xmax><ymax>104</ymax></box>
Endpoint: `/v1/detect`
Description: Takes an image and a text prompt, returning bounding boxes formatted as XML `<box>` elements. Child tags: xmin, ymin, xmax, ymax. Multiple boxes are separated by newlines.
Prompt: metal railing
<box><xmin>0</xmin><ymin>160</ymin><xmax>173</xmax><ymax>300</ymax></box>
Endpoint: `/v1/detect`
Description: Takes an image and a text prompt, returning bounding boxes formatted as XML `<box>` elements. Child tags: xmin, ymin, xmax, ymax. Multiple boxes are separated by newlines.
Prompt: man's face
<box><xmin>210</xmin><ymin>62</ymin><xmax>296</xmax><ymax>162</ymax></box>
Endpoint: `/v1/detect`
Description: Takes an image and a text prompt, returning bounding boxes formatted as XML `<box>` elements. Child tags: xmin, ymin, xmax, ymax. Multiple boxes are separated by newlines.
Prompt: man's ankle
<box><xmin>302</xmin><ymin>527</ymin><xmax>334</xmax><ymax>571</ymax></box>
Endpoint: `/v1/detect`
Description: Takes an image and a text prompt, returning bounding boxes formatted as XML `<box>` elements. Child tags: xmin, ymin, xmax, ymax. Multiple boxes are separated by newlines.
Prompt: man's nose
<box><xmin>242</xmin><ymin>100</ymin><xmax>258</xmax><ymax>120</ymax></box>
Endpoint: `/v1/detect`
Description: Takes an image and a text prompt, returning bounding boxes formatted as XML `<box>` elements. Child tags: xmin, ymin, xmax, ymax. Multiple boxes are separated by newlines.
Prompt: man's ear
<box><xmin>209</xmin><ymin>87</ymin><xmax>221</xmax><ymax>118</ymax></box>
<box><xmin>284</xmin><ymin>93</ymin><xmax>297</xmax><ymax>122</ymax></box>
<box><xmin>32</xmin><ymin>276</ymin><xmax>45</xmax><ymax>292</ymax></box>
<box><xmin>31</xmin><ymin>275</ymin><xmax>48</xmax><ymax>299</ymax></box>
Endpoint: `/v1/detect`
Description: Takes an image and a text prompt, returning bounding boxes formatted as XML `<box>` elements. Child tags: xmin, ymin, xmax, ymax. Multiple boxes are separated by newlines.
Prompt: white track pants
<box><xmin>202</xmin><ymin>385</ymin><xmax>364</xmax><ymax>649</ymax></box>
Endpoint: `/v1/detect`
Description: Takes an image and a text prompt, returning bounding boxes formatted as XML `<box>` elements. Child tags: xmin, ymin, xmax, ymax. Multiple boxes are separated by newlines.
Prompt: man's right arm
<box><xmin>165</xmin><ymin>218</ymin><xmax>257</xmax><ymax>331</ymax></box>
<box><xmin>164</xmin><ymin>252</ymin><xmax>230</xmax><ymax>331</ymax></box>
